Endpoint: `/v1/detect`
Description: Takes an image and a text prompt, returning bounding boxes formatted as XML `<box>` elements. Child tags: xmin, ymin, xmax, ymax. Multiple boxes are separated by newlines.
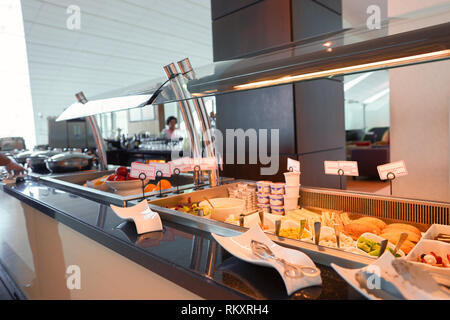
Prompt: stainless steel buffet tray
<box><xmin>138</xmin><ymin>181</ymin><xmax>374</xmax><ymax>269</ymax></box>
<box><xmin>33</xmin><ymin>169</ymin><xmax>202</xmax><ymax>207</ymax></box>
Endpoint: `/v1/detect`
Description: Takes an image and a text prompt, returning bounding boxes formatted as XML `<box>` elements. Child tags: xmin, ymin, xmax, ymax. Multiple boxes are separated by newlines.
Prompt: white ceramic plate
<box><xmin>332</xmin><ymin>252</ymin><xmax>450</xmax><ymax>300</ymax></box>
<box><xmin>212</xmin><ymin>224</ymin><xmax>322</xmax><ymax>295</ymax></box>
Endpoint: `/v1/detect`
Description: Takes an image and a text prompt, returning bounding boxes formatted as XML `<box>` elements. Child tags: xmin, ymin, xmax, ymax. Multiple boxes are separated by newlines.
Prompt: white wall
<box><xmin>389</xmin><ymin>0</ymin><xmax>450</xmax><ymax>202</ymax></box>
<box><xmin>0</xmin><ymin>0</ymin><xmax>36</xmax><ymax>149</ymax></box>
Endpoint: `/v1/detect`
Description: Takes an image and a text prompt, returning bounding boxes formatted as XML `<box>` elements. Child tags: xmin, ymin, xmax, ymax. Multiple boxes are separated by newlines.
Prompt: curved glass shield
<box><xmin>57</xmin><ymin>3</ymin><xmax>450</xmax><ymax>121</ymax></box>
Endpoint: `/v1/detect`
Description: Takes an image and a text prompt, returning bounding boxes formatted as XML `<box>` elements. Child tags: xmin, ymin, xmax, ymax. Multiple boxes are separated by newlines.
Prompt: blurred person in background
<box><xmin>161</xmin><ymin>116</ymin><xmax>182</xmax><ymax>140</ymax></box>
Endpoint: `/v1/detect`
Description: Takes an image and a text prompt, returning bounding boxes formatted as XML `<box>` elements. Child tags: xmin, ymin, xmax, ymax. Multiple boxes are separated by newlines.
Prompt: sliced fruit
<box><xmin>144</xmin><ymin>184</ymin><xmax>156</xmax><ymax>193</ymax></box>
<box><xmin>106</xmin><ymin>174</ymin><xmax>116</xmax><ymax>181</ymax></box>
<box><xmin>93</xmin><ymin>180</ymin><xmax>105</xmax><ymax>187</ymax></box>
<box><xmin>156</xmin><ymin>179</ymin><xmax>172</xmax><ymax>190</ymax></box>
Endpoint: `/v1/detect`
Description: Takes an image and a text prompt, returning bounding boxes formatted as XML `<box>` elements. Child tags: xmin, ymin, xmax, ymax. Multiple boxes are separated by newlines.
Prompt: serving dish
<box><xmin>405</xmin><ymin>239</ymin><xmax>450</xmax><ymax>287</ymax></box>
<box><xmin>332</xmin><ymin>252</ymin><xmax>450</xmax><ymax>300</ymax></box>
<box><xmin>199</xmin><ymin>197</ymin><xmax>245</xmax><ymax>222</ymax></box>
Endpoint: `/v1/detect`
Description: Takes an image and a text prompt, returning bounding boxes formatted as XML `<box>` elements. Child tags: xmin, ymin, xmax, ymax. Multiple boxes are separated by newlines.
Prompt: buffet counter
<box><xmin>0</xmin><ymin>179</ymin><xmax>364</xmax><ymax>300</ymax></box>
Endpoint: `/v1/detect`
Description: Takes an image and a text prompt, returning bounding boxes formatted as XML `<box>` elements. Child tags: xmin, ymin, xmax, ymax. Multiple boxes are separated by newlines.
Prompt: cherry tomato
<box><xmin>114</xmin><ymin>175</ymin><xmax>126</xmax><ymax>181</ymax></box>
<box><xmin>127</xmin><ymin>173</ymin><xmax>138</xmax><ymax>181</ymax></box>
<box><xmin>115</xmin><ymin>166</ymin><xmax>128</xmax><ymax>177</ymax></box>
<box><xmin>106</xmin><ymin>174</ymin><xmax>116</xmax><ymax>181</ymax></box>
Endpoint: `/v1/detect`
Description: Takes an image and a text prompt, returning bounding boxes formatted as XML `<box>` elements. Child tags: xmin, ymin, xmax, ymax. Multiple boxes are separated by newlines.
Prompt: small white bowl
<box><xmin>284</xmin><ymin>195</ymin><xmax>299</xmax><ymax>211</ymax></box>
<box><xmin>199</xmin><ymin>198</ymin><xmax>245</xmax><ymax>222</ymax></box>
<box><xmin>356</xmin><ymin>233</ymin><xmax>405</xmax><ymax>257</ymax></box>
<box><xmin>405</xmin><ymin>239</ymin><xmax>450</xmax><ymax>287</ymax></box>
<box><xmin>284</xmin><ymin>172</ymin><xmax>300</xmax><ymax>186</ymax></box>
<box><xmin>284</xmin><ymin>184</ymin><xmax>300</xmax><ymax>197</ymax></box>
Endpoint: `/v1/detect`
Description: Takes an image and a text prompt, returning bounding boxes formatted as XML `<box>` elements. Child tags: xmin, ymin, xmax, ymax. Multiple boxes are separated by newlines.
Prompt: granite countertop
<box><xmin>1</xmin><ymin>180</ymin><xmax>364</xmax><ymax>300</ymax></box>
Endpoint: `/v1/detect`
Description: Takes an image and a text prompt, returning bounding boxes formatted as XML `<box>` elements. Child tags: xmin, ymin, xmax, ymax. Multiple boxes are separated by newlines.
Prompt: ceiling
<box><xmin>20</xmin><ymin>0</ymin><xmax>213</xmax><ymax>144</ymax></box>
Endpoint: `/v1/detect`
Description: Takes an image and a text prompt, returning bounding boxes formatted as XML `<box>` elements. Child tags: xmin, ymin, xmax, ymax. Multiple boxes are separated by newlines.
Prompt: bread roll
<box><xmin>379</xmin><ymin>232</ymin><xmax>415</xmax><ymax>254</ymax></box>
<box><xmin>381</xmin><ymin>229</ymin><xmax>420</xmax><ymax>244</ymax></box>
<box><xmin>356</xmin><ymin>217</ymin><xmax>387</xmax><ymax>230</ymax></box>
<box><xmin>351</xmin><ymin>219</ymin><xmax>381</xmax><ymax>235</ymax></box>
<box><xmin>383</xmin><ymin>223</ymin><xmax>421</xmax><ymax>237</ymax></box>
<box><xmin>344</xmin><ymin>222</ymin><xmax>380</xmax><ymax>240</ymax></box>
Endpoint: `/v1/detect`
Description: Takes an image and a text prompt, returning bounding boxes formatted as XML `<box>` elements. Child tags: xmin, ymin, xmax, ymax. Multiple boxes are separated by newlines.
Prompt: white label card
<box><xmin>130</xmin><ymin>162</ymin><xmax>156</xmax><ymax>180</ymax></box>
<box><xmin>377</xmin><ymin>160</ymin><xmax>408</xmax><ymax>180</ymax></box>
<box><xmin>287</xmin><ymin>158</ymin><xmax>300</xmax><ymax>173</ymax></box>
<box><xmin>324</xmin><ymin>161</ymin><xmax>359</xmax><ymax>176</ymax></box>
<box><xmin>170</xmin><ymin>157</ymin><xmax>193</xmax><ymax>173</ymax></box>
<box><xmin>193</xmin><ymin>157</ymin><xmax>218</xmax><ymax>171</ymax></box>
<box><xmin>149</xmin><ymin>162</ymin><xmax>172</xmax><ymax>178</ymax></box>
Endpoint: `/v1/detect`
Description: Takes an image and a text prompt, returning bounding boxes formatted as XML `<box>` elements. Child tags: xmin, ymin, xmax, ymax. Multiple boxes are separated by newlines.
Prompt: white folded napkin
<box><xmin>110</xmin><ymin>200</ymin><xmax>163</xmax><ymax>234</ymax></box>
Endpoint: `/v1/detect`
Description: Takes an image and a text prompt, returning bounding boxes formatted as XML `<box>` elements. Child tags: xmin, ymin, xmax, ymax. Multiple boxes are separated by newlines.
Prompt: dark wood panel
<box><xmin>211</xmin><ymin>0</ymin><xmax>263</xmax><ymax>20</ymax></box>
<box><xmin>212</xmin><ymin>0</ymin><xmax>292</xmax><ymax>61</ymax></box>
<box><xmin>299</xmin><ymin>148</ymin><xmax>347</xmax><ymax>189</ymax></box>
<box><xmin>295</xmin><ymin>79</ymin><xmax>345</xmax><ymax>154</ymax></box>
<box><xmin>313</xmin><ymin>0</ymin><xmax>342</xmax><ymax>14</ymax></box>
<box><xmin>292</xmin><ymin>0</ymin><xmax>342</xmax><ymax>41</ymax></box>
<box><xmin>221</xmin><ymin>154</ymin><xmax>292</xmax><ymax>182</ymax></box>
<box><xmin>216</xmin><ymin>84</ymin><xmax>296</xmax><ymax>155</ymax></box>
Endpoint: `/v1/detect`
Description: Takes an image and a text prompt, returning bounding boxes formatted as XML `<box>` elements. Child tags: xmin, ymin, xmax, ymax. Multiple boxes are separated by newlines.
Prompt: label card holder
<box><xmin>130</xmin><ymin>162</ymin><xmax>156</xmax><ymax>180</ymax></box>
<box><xmin>287</xmin><ymin>158</ymin><xmax>300</xmax><ymax>173</ymax></box>
<box><xmin>324</xmin><ymin>161</ymin><xmax>359</xmax><ymax>176</ymax></box>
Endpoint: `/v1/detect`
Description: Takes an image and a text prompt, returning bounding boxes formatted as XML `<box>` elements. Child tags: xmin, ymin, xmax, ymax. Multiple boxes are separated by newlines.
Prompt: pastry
<box><xmin>351</xmin><ymin>219</ymin><xmax>381</xmax><ymax>235</ymax></box>
<box><xmin>355</xmin><ymin>217</ymin><xmax>387</xmax><ymax>230</ymax></box>
<box><xmin>344</xmin><ymin>222</ymin><xmax>380</xmax><ymax>240</ymax></box>
<box><xmin>380</xmin><ymin>229</ymin><xmax>421</xmax><ymax>243</ymax></box>
<box><xmin>379</xmin><ymin>232</ymin><xmax>415</xmax><ymax>254</ymax></box>
<box><xmin>383</xmin><ymin>223</ymin><xmax>422</xmax><ymax>237</ymax></box>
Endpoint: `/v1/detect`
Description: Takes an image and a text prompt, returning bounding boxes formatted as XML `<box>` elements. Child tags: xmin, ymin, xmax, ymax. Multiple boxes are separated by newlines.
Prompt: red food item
<box><xmin>448</xmin><ymin>254</ymin><xmax>450</xmax><ymax>262</ymax></box>
<box><xmin>127</xmin><ymin>173</ymin><xmax>138</xmax><ymax>181</ymax></box>
<box><xmin>115</xmin><ymin>166</ymin><xmax>128</xmax><ymax>177</ymax></box>
<box><xmin>114</xmin><ymin>175</ymin><xmax>126</xmax><ymax>181</ymax></box>
<box><xmin>106</xmin><ymin>174</ymin><xmax>116</xmax><ymax>181</ymax></box>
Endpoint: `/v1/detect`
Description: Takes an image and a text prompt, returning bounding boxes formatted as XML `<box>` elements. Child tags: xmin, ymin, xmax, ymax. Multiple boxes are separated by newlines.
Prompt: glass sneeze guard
<box><xmin>57</xmin><ymin>3</ymin><xmax>450</xmax><ymax>122</ymax></box>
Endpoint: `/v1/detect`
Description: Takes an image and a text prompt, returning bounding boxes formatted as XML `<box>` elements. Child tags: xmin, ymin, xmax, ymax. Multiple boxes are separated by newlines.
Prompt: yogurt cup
<box><xmin>257</xmin><ymin>193</ymin><xmax>270</xmax><ymax>204</ymax></box>
<box><xmin>270</xmin><ymin>182</ymin><xmax>285</xmax><ymax>195</ymax></box>
<box><xmin>256</xmin><ymin>181</ymin><xmax>271</xmax><ymax>194</ymax></box>
<box><xmin>284</xmin><ymin>184</ymin><xmax>300</xmax><ymax>197</ymax></box>
<box><xmin>270</xmin><ymin>205</ymin><xmax>285</xmax><ymax>216</ymax></box>
<box><xmin>284</xmin><ymin>195</ymin><xmax>299</xmax><ymax>211</ymax></box>
<box><xmin>284</xmin><ymin>172</ymin><xmax>300</xmax><ymax>186</ymax></box>
<box><xmin>257</xmin><ymin>203</ymin><xmax>271</xmax><ymax>213</ymax></box>
<box><xmin>269</xmin><ymin>194</ymin><xmax>284</xmax><ymax>206</ymax></box>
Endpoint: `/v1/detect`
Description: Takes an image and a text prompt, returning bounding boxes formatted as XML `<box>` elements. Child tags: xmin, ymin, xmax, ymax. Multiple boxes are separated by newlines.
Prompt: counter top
<box><xmin>1</xmin><ymin>180</ymin><xmax>364</xmax><ymax>300</ymax></box>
